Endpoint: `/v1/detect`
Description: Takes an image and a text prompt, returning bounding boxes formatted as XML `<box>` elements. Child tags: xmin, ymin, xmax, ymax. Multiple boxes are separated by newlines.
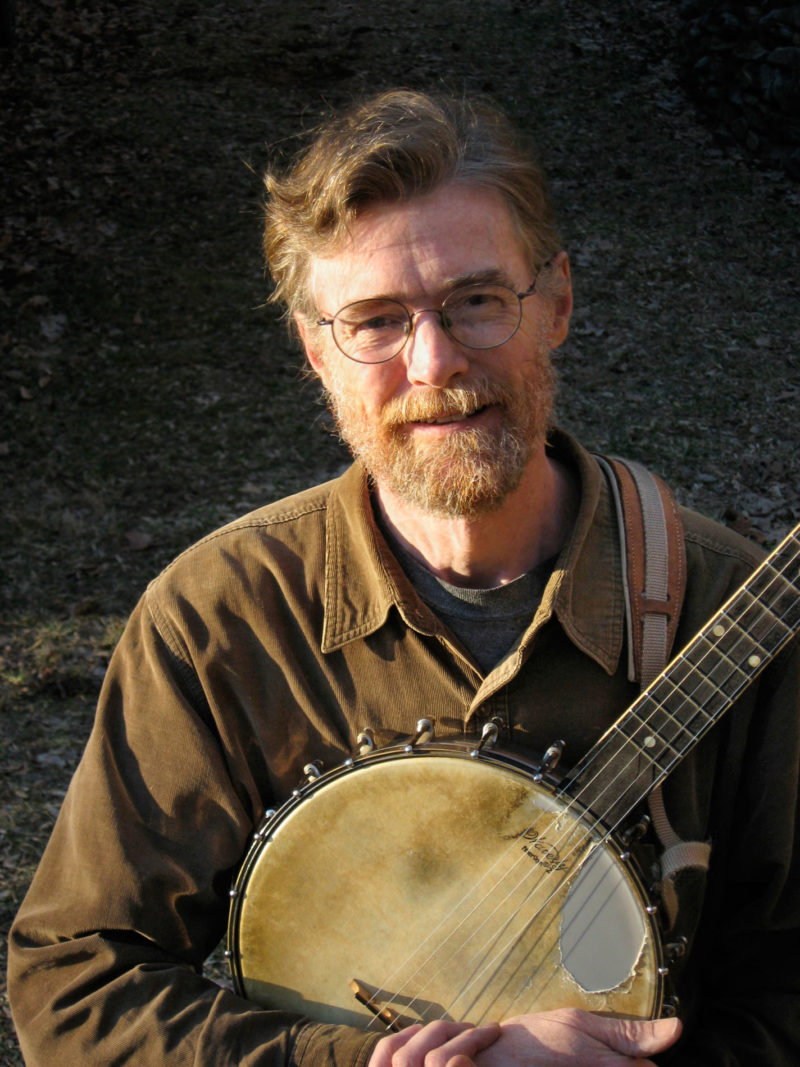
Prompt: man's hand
<box><xmin>474</xmin><ymin>1009</ymin><xmax>682</xmax><ymax>1065</ymax></box>
<box><xmin>368</xmin><ymin>1020</ymin><xmax>501</xmax><ymax>1067</ymax></box>
<box><xmin>367</xmin><ymin>1011</ymin><xmax>682</xmax><ymax>1066</ymax></box>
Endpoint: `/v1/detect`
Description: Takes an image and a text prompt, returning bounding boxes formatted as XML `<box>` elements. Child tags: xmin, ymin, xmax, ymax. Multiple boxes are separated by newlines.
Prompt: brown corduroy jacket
<box><xmin>9</xmin><ymin>430</ymin><xmax>800</xmax><ymax>1065</ymax></box>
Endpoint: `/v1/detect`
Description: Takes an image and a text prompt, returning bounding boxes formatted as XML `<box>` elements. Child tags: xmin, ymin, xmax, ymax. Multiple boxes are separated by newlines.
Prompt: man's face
<box><xmin>296</xmin><ymin>184</ymin><xmax>572</xmax><ymax>517</ymax></box>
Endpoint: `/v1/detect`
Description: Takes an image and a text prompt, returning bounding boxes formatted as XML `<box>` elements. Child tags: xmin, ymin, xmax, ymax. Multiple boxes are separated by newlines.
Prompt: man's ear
<box><xmin>548</xmin><ymin>251</ymin><xmax>573</xmax><ymax>350</ymax></box>
<box><xmin>294</xmin><ymin>312</ymin><xmax>325</xmax><ymax>377</ymax></box>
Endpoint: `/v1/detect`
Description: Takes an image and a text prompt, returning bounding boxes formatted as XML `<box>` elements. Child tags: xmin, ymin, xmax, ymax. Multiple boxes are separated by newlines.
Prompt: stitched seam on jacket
<box><xmin>151</xmin><ymin>500</ymin><xmax>331</xmax><ymax>585</ymax></box>
<box><xmin>683</xmin><ymin>526</ymin><xmax>764</xmax><ymax>569</ymax></box>
<box><xmin>143</xmin><ymin>593</ymin><xmax>210</xmax><ymax>711</ymax></box>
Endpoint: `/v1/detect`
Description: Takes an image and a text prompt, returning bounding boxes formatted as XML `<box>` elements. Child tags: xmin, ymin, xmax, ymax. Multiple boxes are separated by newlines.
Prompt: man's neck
<box><xmin>373</xmin><ymin>445</ymin><xmax>579</xmax><ymax>589</ymax></box>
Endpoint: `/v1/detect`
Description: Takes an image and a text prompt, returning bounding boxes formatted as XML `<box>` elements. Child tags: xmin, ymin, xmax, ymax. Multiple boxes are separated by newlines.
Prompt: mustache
<box><xmin>383</xmin><ymin>380</ymin><xmax>515</xmax><ymax>427</ymax></box>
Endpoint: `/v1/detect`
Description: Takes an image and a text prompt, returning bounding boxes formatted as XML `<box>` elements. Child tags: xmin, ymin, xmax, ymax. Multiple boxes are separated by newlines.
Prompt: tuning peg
<box><xmin>621</xmin><ymin>813</ymin><xmax>651</xmax><ymax>847</ymax></box>
<box><xmin>405</xmin><ymin>719</ymin><xmax>434</xmax><ymax>750</ymax></box>
<box><xmin>665</xmin><ymin>937</ymin><xmax>688</xmax><ymax>961</ymax></box>
<box><xmin>533</xmin><ymin>739</ymin><xmax>565</xmax><ymax>782</ymax></box>
<box><xmin>301</xmin><ymin>760</ymin><xmax>324</xmax><ymax>785</ymax></box>
<box><xmin>470</xmin><ymin>718</ymin><xmax>503</xmax><ymax>756</ymax></box>
<box><xmin>356</xmin><ymin>728</ymin><xmax>375</xmax><ymax>755</ymax></box>
<box><xmin>661</xmin><ymin>995</ymin><xmax>680</xmax><ymax>1018</ymax></box>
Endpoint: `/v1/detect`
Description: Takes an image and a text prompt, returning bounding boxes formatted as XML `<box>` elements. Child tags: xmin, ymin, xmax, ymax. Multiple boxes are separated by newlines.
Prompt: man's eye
<box><xmin>451</xmin><ymin>289</ymin><xmax>505</xmax><ymax>314</ymax></box>
<box><xmin>338</xmin><ymin>301</ymin><xmax>407</xmax><ymax>336</ymax></box>
<box><xmin>356</xmin><ymin>314</ymin><xmax>401</xmax><ymax>332</ymax></box>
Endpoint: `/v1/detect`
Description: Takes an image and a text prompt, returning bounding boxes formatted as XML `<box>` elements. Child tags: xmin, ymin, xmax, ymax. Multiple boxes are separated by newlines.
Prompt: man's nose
<box><xmin>403</xmin><ymin>310</ymin><xmax>470</xmax><ymax>387</ymax></box>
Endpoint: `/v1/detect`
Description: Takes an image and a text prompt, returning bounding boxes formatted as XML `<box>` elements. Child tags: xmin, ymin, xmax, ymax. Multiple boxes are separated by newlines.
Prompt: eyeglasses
<box><xmin>316</xmin><ymin>279</ymin><xmax>539</xmax><ymax>364</ymax></box>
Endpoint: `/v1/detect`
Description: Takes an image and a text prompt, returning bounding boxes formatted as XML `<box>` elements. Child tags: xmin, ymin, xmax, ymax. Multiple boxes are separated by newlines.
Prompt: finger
<box><xmin>435</xmin><ymin>1021</ymin><xmax>501</xmax><ymax>1063</ymax></box>
<box><xmin>368</xmin><ymin>1024</ymin><xmax>423</xmax><ymax>1067</ymax></box>
<box><xmin>395</xmin><ymin>1020</ymin><xmax>500</xmax><ymax>1066</ymax></box>
<box><xmin>370</xmin><ymin>1022</ymin><xmax>473</xmax><ymax>1067</ymax></box>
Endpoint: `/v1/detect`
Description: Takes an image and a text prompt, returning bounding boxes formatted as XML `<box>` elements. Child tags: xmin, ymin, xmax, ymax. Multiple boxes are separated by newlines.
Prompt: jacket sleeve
<box><xmin>658</xmin><ymin>641</ymin><xmax>800</xmax><ymax>1065</ymax></box>
<box><xmin>7</xmin><ymin>593</ymin><xmax>380</xmax><ymax>1067</ymax></box>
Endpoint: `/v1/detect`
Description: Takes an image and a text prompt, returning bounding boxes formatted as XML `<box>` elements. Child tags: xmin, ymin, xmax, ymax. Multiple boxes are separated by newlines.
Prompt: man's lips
<box><xmin>406</xmin><ymin>403</ymin><xmax>492</xmax><ymax>427</ymax></box>
<box><xmin>383</xmin><ymin>384</ymin><xmax>507</xmax><ymax>431</ymax></box>
<box><xmin>420</xmin><ymin>407</ymin><xmax>486</xmax><ymax>425</ymax></box>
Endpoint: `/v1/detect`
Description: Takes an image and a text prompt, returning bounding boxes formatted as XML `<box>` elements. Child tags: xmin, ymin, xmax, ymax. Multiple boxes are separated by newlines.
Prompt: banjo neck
<box><xmin>562</xmin><ymin>521</ymin><xmax>800</xmax><ymax>829</ymax></box>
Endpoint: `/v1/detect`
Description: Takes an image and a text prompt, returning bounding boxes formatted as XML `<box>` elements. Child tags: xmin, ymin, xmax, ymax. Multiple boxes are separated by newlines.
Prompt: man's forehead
<box><xmin>339</xmin><ymin>183</ymin><xmax>516</xmax><ymax>243</ymax></box>
<box><xmin>306</xmin><ymin>184</ymin><xmax>529</xmax><ymax>305</ymax></box>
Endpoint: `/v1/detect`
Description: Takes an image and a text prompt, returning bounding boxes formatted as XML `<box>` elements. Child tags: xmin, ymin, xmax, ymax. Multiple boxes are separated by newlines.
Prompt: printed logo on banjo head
<box><xmin>518</xmin><ymin>826</ymin><xmax>568</xmax><ymax>872</ymax></box>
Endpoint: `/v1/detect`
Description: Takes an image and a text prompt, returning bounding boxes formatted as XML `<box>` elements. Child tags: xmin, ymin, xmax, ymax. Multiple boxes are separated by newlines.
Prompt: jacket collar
<box><xmin>321</xmin><ymin>429</ymin><xmax>626</xmax><ymax>677</ymax></box>
<box><xmin>542</xmin><ymin>429</ymin><xmax>626</xmax><ymax>676</ymax></box>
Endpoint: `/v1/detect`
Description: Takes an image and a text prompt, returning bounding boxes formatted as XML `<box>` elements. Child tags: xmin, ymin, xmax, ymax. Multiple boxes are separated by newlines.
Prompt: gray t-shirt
<box><xmin>391</xmin><ymin>539</ymin><xmax>554</xmax><ymax>673</ymax></box>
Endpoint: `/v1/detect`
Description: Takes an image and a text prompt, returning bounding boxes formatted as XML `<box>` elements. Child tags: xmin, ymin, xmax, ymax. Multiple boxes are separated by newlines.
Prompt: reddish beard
<box><xmin>324</xmin><ymin>364</ymin><xmax>556</xmax><ymax>517</ymax></box>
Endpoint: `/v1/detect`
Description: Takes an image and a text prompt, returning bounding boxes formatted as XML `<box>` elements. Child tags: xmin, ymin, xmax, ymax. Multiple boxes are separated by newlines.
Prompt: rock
<box><xmin>679</xmin><ymin>3</ymin><xmax>800</xmax><ymax>177</ymax></box>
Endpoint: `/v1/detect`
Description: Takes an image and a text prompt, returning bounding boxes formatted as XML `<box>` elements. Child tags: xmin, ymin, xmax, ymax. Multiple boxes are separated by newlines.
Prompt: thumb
<box><xmin>586</xmin><ymin>1015</ymin><xmax>683</xmax><ymax>1058</ymax></box>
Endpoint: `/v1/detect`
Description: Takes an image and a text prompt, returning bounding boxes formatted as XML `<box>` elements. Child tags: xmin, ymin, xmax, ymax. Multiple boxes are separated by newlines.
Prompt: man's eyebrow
<box><xmin>353</xmin><ymin>268</ymin><xmax>517</xmax><ymax>307</ymax></box>
<box><xmin>442</xmin><ymin>267</ymin><xmax>515</xmax><ymax>289</ymax></box>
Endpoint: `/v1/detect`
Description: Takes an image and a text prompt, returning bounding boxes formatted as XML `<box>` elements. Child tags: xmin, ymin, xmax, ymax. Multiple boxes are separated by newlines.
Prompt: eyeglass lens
<box><xmin>332</xmin><ymin>283</ymin><xmax>524</xmax><ymax>363</ymax></box>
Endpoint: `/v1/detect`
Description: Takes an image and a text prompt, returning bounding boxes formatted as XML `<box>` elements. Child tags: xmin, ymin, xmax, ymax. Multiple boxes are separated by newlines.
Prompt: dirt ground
<box><xmin>1</xmin><ymin>0</ymin><xmax>799</xmax><ymax>1060</ymax></box>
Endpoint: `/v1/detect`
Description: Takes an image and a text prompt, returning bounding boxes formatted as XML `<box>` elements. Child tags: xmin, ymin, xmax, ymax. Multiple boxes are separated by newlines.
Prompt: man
<box><xmin>9</xmin><ymin>90</ymin><xmax>800</xmax><ymax>1065</ymax></box>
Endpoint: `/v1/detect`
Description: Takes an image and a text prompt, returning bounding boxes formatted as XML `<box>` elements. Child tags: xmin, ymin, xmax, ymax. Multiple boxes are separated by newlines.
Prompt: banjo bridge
<box><xmin>350</xmin><ymin>978</ymin><xmax>442</xmax><ymax>1032</ymax></box>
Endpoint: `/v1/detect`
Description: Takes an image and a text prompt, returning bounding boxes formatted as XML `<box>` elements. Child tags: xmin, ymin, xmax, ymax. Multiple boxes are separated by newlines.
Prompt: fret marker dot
<box><xmin>644</xmin><ymin>736</ymin><xmax>656</xmax><ymax>749</ymax></box>
<box><xmin>748</xmin><ymin>654</ymin><xmax>762</xmax><ymax>669</ymax></box>
<box><xmin>713</xmin><ymin>624</ymin><xmax>726</xmax><ymax>638</ymax></box>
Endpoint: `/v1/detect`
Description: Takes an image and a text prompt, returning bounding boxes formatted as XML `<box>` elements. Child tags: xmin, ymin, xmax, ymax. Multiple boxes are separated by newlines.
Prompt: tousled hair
<box><xmin>264</xmin><ymin>89</ymin><xmax>563</xmax><ymax>318</ymax></box>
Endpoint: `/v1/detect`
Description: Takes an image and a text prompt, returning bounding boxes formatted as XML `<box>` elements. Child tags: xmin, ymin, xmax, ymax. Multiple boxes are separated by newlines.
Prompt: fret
<box><xmin>784</xmin><ymin>557</ymin><xmax>800</xmax><ymax>595</ymax></box>
<box><xmin>612</xmin><ymin>710</ymin><xmax>681</xmax><ymax>770</ymax></box>
<box><xmin>648</xmin><ymin>676</ymin><xmax>718</xmax><ymax>744</ymax></box>
<box><xmin>752</xmin><ymin>558</ymin><xmax>800</xmax><ymax>624</ymax></box>
<box><xmin>763</xmin><ymin>555</ymin><xmax>800</xmax><ymax>593</ymax></box>
<box><xmin>784</xmin><ymin>598</ymin><xmax>800</xmax><ymax>631</ymax></box>
<box><xmin>765</xmin><ymin>576</ymin><xmax>800</xmax><ymax>630</ymax></box>
<box><xmin>698</xmin><ymin>605</ymin><xmax>793</xmax><ymax>683</ymax></box>
<box><xmin>706</xmin><ymin>611</ymin><xmax>770</xmax><ymax>662</ymax></box>
<box><xmin>647</xmin><ymin>682</ymin><xmax>708</xmax><ymax>741</ymax></box>
<box><xmin>663</xmin><ymin>655</ymin><xmax>731</xmax><ymax>720</ymax></box>
<box><xmin>571</xmin><ymin>729</ymin><xmax>669</xmax><ymax>823</ymax></box>
<box><xmin>689</xmin><ymin>634</ymin><xmax>750</xmax><ymax>699</ymax></box>
<box><xmin>731</xmin><ymin>588</ymin><xmax>793</xmax><ymax>647</ymax></box>
<box><xmin>700</xmin><ymin>611</ymin><xmax>756</xmax><ymax>657</ymax></box>
<box><xmin>781</xmin><ymin>594</ymin><xmax>800</xmax><ymax>631</ymax></box>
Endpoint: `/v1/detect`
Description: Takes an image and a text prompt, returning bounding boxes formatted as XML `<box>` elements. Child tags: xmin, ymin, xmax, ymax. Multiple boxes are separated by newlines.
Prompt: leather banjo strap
<box><xmin>596</xmin><ymin>454</ymin><xmax>710</xmax><ymax>931</ymax></box>
<box><xmin>596</xmin><ymin>454</ymin><xmax>687</xmax><ymax>688</ymax></box>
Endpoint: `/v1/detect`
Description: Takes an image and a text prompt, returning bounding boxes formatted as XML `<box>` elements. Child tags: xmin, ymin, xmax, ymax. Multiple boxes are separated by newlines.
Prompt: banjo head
<box><xmin>227</xmin><ymin>744</ymin><xmax>664</xmax><ymax>1028</ymax></box>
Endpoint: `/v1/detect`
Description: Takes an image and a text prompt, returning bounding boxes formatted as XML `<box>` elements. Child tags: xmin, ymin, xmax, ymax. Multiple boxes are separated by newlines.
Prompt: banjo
<box><xmin>227</xmin><ymin>521</ymin><xmax>800</xmax><ymax>1030</ymax></box>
